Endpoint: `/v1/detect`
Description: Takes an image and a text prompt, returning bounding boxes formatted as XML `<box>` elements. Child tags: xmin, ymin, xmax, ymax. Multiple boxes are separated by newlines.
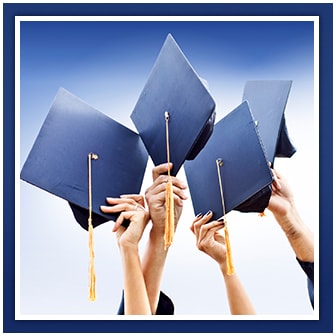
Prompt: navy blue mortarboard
<box><xmin>20</xmin><ymin>87</ymin><xmax>148</xmax><ymax>230</ymax></box>
<box><xmin>242</xmin><ymin>80</ymin><xmax>296</xmax><ymax>165</ymax></box>
<box><xmin>130</xmin><ymin>33</ymin><xmax>216</xmax><ymax>177</ymax></box>
<box><xmin>184</xmin><ymin>101</ymin><xmax>274</xmax><ymax>220</ymax></box>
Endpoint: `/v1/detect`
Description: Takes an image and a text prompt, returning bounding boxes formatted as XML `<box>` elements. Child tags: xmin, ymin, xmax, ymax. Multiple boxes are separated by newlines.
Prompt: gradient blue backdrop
<box><xmin>20</xmin><ymin>17</ymin><xmax>316</xmax><ymax>315</ymax></box>
<box><xmin>3</xmin><ymin>2</ymin><xmax>333</xmax><ymax>334</ymax></box>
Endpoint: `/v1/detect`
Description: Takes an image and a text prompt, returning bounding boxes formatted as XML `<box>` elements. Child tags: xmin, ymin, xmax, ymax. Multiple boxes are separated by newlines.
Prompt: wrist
<box><xmin>274</xmin><ymin>205</ymin><xmax>314</xmax><ymax>262</ymax></box>
<box><xmin>149</xmin><ymin>224</ymin><xmax>165</xmax><ymax>238</ymax></box>
<box><xmin>119</xmin><ymin>241</ymin><xmax>139</xmax><ymax>254</ymax></box>
<box><xmin>148</xmin><ymin>228</ymin><xmax>169</xmax><ymax>253</ymax></box>
<box><xmin>269</xmin><ymin>196</ymin><xmax>295</xmax><ymax>218</ymax></box>
<box><xmin>274</xmin><ymin>205</ymin><xmax>305</xmax><ymax>239</ymax></box>
<box><xmin>219</xmin><ymin>261</ymin><xmax>228</xmax><ymax>276</ymax></box>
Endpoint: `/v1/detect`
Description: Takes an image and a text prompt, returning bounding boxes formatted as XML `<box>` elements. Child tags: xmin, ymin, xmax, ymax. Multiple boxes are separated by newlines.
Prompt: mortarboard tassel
<box><xmin>88</xmin><ymin>220</ymin><xmax>96</xmax><ymax>301</ymax></box>
<box><xmin>216</xmin><ymin>159</ymin><xmax>235</xmax><ymax>275</ymax></box>
<box><xmin>164</xmin><ymin>112</ymin><xmax>174</xmax><ymax>249</ymax></box>
<box><xmin>223</xmin><ymin>219</ymin><xmax>235</xmax><ymax>275</ymax></box>
<box><xmin>88</xmin><ymin>152</ymin><xmax>98</xmax><ymax>301</ymax></box>
<box><xmin>165</xmin><ymin>179</ymin><xmax>174</xmax><ymax>248</ymax></box>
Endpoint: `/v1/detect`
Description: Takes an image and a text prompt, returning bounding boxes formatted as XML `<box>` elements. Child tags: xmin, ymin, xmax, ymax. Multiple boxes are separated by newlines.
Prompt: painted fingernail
<box><xmin>196</xmin><ymin>213</ymin><xmax>203</xmax><ymax>218</ymax></box>
<box><xmin>205</xmin><ymin>210</ymin><xmax>212</xmax><ymax>216</ymax></box>
<box><xmin>217</xmin><ymin>218</ymin><xmax>224</xmax><ymax>222</ymax></box>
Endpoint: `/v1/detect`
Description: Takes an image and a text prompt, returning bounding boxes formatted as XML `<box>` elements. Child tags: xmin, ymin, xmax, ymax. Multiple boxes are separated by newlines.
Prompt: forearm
<box><xmin>141</xmin><ymin>228</ymin><xmax>168</xmax><ymax>314</ymax></box>
<box><xmin>221</xmin><ymin>266</ymin><xmax>256</xmax><ymax>315</ymax></box>
<box><xmin>120</xmin><ymin>244</ymin><xmax>151</xmax><ymax>315</ymax></box>
<box><xmin>273</xmin><ymin>206</ymin><xmax>314</xmax><ymax>262</ymax></box>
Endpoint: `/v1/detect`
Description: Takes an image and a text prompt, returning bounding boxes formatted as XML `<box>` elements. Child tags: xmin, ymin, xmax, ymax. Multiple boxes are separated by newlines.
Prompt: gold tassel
<box><xmin>224</xmin><ymin>223</ymin><xmax>234</xmax><ymax>275</ymax></box>
<box><xmin>88</xmin><ymin>219</ymin><xmax>96</xmax><ymax>301</ymax></box>
<box><xmin>164</xmin><ymin>179</ymin><xmax>174</xmax><ymax>249</ymax></box>
<box><xmin>88</xmin><ymin>152</ymin><xmax>98</xmax><ymax>301</ymax></box>
<box><xmin>164</xmin><ymin>112</ymin><xmax>174</xmax><ymax>249</ymax></box>
<box><xmin>216</xmin><ymin>159</ymin><xmax>234</xmax><ymax>275</ymax></box>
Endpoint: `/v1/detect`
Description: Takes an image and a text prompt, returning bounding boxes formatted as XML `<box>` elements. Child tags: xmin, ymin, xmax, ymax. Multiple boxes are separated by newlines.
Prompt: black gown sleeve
<box><xmin>296</xmin><ymin>258</ymin><xmax>314</xmax><ymax>308</ymax></box>
<box><xmin>116</xmin><ymin>290</ymin><xmax>174</xmax><ymax>315</ymax></box>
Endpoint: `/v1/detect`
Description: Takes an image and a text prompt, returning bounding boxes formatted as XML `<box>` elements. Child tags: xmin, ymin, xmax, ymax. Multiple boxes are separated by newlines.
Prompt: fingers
<box><xmin>173</xmin><ymin>192</ymin><xmax>184</xmax><ymax>207</ymax></box>
<box><xmin>101</xmin><ymin>197</ymin><xmax>145</xmax><ymax>213</ymax></box>
<box><xmin>150</xmin><ymin>174</ymin><xmax>188</xmax><ymax>191</ymax></box>
<box><xmin>269</xmin><ymin>169</ymin><xmax>281</xmax><ymax>192</ymax></box>
<box><xmin>146</xmin><ymin>175</ymin><xmax>188</xmax><ymax>197</ymax></box>
<box><xmin>106</xmin><ymin>196</ymin><xmax>143</xmax><ymax>207</ymax></box>
<box><xmin>198</xmin><ymin>221</ymin><xmax>223</xmax><ymax>244</ymax></box>
<box><xmin>152</xmin><ymin>162</ymin><xmax>173</xmax><ymax>181</ymax></box>
<box><xmin>197</xmin><ymin>222</ymin><xmax>225</xmax><ymax>251</ymax></box>
<box><xmin>100</xmin><ymin>197</ymin><xmax>146</xmax><ymax>231</ymax></box>
<box><xmin>114</xmin><ymin>210</ymin><xmax>148</xmax><ymax>230</ymax></box>
<box><xmin>190</xmin><ymin>214</ymin><xmax>225</xmax><ymax>253</ymax></box>
<box><xmin>102</xmin><ymin>199</ymin><xmax>149</xmax><ymax>232</ymax></box>
<box><xmin>113</xmin><ymin>214</ymin><xmax>127</xmax><ymax>232</ymax></box>
<box><xmin>269</xmin><ymin>165</ymin><xmax>282</xmax><ymax>190</ymax></box>
<box><xmin>145</xmin><ymin>175</ymin><xmax>188</xmax><ymax>208</ymax></box>
<box><xmin>190</xmin><ymin>210</ymin><xmax>213</xmax><ymax>235</ymax></box>
<box><xmin>120</xmin><ymin>194</ymin><xmax>145</xmax><ymax>207</ymax></box>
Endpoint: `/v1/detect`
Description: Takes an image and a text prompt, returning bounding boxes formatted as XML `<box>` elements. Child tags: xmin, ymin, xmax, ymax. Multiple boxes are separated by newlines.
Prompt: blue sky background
<box><xmin>19</xmin><ymin>19</ymin><xmax>316</xmax><ymax>317</ymax></box>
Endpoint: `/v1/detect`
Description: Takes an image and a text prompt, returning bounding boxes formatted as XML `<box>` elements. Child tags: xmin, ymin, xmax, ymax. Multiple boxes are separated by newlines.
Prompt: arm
<box><xmin>222</xmin><ymin>272</ymin><xmax>256</xmax><ymax>315</ymax></box>
<box><xmin>267</xmin><ymin>169</ymin><xmax>314</xmax><ymax>262</ymax></box>
<box><xmin>142</xmin><ymin>163</ymin><xmax>187</xmax><ymax>314</ymax></box>
<box><xmin>191</xmin><ymin>212</ymin><xmax>256</xmax><ymax>315</ymax></box>
<box><xmin>101</xmin><ymin>197</ymin><xmax>151</xmax><ymax>315</ymax></box>
<box><xmin>119</xmin><ymin>243</ymin><xmax>151</xmax><ymax>315</ymax></box>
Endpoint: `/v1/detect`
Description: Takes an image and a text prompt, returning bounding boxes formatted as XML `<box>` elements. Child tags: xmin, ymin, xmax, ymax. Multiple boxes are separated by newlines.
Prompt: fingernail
<box><xmin>196</xmin><ymin>212</ymin><xmax>203</xmax><ymax>218</ymax></box>
<box><xmin>217</xmin><ymin>218</ymin><xmax>224</xmax><ymax>222</ymax></box>
<box><xmin>205</xmin><ymin>210</ymin><xmax>212</xmax><ymax>216</ymax></box>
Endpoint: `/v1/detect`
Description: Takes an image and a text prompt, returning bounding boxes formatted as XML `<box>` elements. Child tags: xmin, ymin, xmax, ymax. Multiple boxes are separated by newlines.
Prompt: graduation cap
<box><xmin>130</xmin><ymin>33</ymin><xmax>216</xmax><ymax>248</ymax></box>
<box><xmin>184</xmin><ymin>100</ymin><xmax>274</xmax><ymax>220</ymax></box>
<box><xmin>20</xmin><ymin>88</ymin><xmax>148</xmax><ymax>229</ymax></box>
<box><xmin>20</xmin><ymin>88</ymin><xmax>148</xmax><ymax>301</ymax></box>
<box><xmin>232</xmin><ymin>80</ymin><xmax>296</xmax><ymax>213</ymax></box>
<box><xmin>21</xmin><ymin>87</ymin><xmax>148</xmax><ymax>230</ymax></box>
<box><xmin>242</xmin><ymin>80</ymin><xmax>296</xmax><ymax>165</ymax></box>
<box><xmin>185</xmin><ymin>101</ymin><xmax>273</xmax><ymax>275</ymax></box>
<box><xmin>130</xmin><ymin>33</ymin><xmax>216</xmax><ymax>177</ymax></box>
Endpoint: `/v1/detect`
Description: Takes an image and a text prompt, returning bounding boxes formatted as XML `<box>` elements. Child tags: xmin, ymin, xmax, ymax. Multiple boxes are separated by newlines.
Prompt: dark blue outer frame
<box><xmin>3</xmin><ymin>2</ymin><xmax>333</xmax><ymax>333</ymax></box>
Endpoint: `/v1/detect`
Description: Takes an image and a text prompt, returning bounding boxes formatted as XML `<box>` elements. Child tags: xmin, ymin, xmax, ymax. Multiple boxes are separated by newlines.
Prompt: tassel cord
<box><xmin>164</xmin><ymin>112</ymin><xmax>174</xmax><ymax>249</ymax></box>
<box><xmin>224</xmin><ymin>223</ymin><xmax>234</xmax><ymax>275</ymax></box>
<box><xmin>216</xmin><ymin>159</ymin><xmax>235</xmax><ymax>275</ymax></box>
<box><xmin>88</xmin><ymin>153</ymin><xmax>97</xmax><ymax>301</ymax></box>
